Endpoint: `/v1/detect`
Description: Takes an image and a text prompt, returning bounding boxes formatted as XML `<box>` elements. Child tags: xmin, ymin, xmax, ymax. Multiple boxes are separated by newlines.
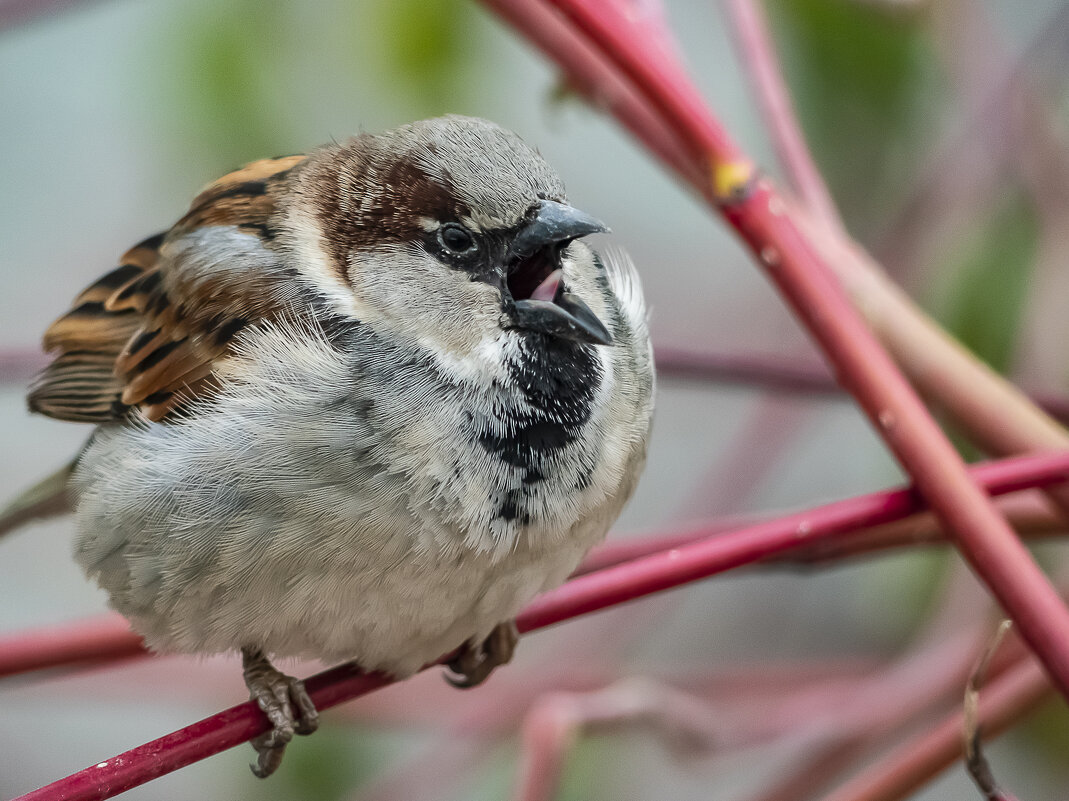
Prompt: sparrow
<box><xmin>22</xmin><ymin>115</ymin><xmax>654</xmax><ymax>777</ymax></box>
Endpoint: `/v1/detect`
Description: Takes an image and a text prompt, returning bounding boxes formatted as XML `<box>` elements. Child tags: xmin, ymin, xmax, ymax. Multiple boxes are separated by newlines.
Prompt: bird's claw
<box><xmin>242</xmin><ymin>647</ymin><xmax>319</xmax><ymax>777</ymax></box>
<box><xmin>445</xmin><ymin>620</ymin><xmax>519</xmax><ymax>689</ymax></box>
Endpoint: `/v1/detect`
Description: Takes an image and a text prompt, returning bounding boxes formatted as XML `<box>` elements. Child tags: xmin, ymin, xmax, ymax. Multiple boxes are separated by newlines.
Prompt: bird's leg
<box><xmin>241</xmin><ymin>647</ymin><xmax>319</xmax><ymax>778</ymax></box>
<box><xmin>445</xmin><ymin>620</ymin><xmax>519</xmax><ymax>688</ymax></box>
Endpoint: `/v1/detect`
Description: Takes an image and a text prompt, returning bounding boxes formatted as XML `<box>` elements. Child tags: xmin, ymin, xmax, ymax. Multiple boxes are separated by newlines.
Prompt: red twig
<box><xmin>482</xmin><ymin>0</ymin><xmax>1069</xmax><ymax>701</ymax></box>
<box><xmin>652</xmin><ymin>346</ymin><xmax>1069</xmax><ymax>426</ymax></box>
<box><xmin>13</xmin><ymin>665</ymin><xmax>395</xmax><ymax>801</ymax></box>
<box><xmin>6</xmin><ymin>451</ymin><xmax>1069</xmax><ymax>801</ymax></box>
<box><xmin>0</xmin><ymin>616</ymin><xmax>145</xmax><ymax>679</ymax></box>
<box><xmin>724</xmin><ymin>0</ymin><xmax>845</xmax><ymax>232</ymax></box>
<box><xmin>653</xmin><ymin>346</ymin><xmax>836</xmax><ymax>393</ymax></box>
<box><xmin>6</xmin><ymin>450</ymin><xmax>1069</xmax><ymax>684</ymax></box>
<box><xmin>0</xmin><ymin>347</ymin><xmax>45</xmax><ymax>385</ymax></box>
<box><xmin>476</xmin><ymin>0</ymin><xmax>699</xmax><ymax>187</ymax></box>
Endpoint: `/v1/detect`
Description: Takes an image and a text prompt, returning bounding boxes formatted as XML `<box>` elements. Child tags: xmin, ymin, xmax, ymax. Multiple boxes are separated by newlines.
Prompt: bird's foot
<box><xmin>445</xmin><ymin>620</ymin><xmax>519</xmax><ymax>688</ymax></box>
<box><xmin>241</xmin><ymin>647</ymin><xmax>319</xmax><ymax>778</ymax></box>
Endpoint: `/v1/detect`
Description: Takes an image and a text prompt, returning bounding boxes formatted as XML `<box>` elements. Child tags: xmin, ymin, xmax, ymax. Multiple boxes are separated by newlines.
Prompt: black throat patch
<box><xmin>479</xmin><ymin>335</ymin><xmax>603</xmax><ymax>507</ymax></box>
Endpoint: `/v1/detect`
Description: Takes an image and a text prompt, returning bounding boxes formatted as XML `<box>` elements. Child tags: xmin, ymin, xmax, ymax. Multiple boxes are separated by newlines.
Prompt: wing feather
<box><xmin>29</xmin><ymin>155</ymin><xmax>309</xmax><ymax>423</ymax></box>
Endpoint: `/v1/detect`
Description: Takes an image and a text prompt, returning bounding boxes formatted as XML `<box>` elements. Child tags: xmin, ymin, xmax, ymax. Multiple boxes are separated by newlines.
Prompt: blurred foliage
<box><xmin>765</xmin><ymin>0</ymin><xmax>945</xmax><ymax>242</ymax></box>
<box><xmin>264</xmin><ymin>724</ymin><xmax>381</xmax><ymax>801</ymax></box>
<box><xmin>1021</xmin><ymin>694</ymin><xmax>1069</xmax><ymax>781</ymax></box>
<box><xmin>361</xmin><ymin>0</ymin><xmax>482</xmax><ymax>113</ymax></box>
<box><xmin>161</xmin><ymin>0</ymin><xmax>484</xmax><ymax>171</ymax></box>
<box><xmin>167</xmin><ymin>0</ymin><xmax>296</xmax><ymax>167</ymax></box>
<box><xmin>556</xmin><ymin>734</ymin><xmax>616</xmax><ymax>801</ymax></box>
<box><xmin>858</xmin><ymin>549</ymin><xmax>950</xmax><ymax>645</ymax></box>
<box><xmin>476</xmin><ymin>732</ymin><xmax>616</xmax><ymax>801</ymax></box>
<box><xmin>930</xmin><ymin>188</ymin><xmax>1037</xmax><ymax>374</ymax></box>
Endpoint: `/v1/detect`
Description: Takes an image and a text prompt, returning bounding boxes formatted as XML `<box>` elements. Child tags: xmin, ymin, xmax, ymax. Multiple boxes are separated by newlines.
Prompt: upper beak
<box><xmin>507</xmin><ymin>200</ymin><xmax>614</xmax><ymax>347</ymax></box>
<box><xmin>509</xmin><ymin>199</ymin><xmax>609</xmax><ymax>259</ymax></box>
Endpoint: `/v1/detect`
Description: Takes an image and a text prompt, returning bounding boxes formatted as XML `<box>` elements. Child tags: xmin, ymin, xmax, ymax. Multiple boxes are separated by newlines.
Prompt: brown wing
<box><xmin>29</xmin><ymin>155</ymin><xmax>308</xmax><ymax>424</ymax></box>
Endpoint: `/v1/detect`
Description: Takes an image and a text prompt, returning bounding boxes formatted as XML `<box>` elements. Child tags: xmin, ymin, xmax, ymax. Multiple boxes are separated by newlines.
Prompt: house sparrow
<box><xmin>25</xmin><ymin>115</ymin><xmax>654</xmax><ymax>777</ymax></box>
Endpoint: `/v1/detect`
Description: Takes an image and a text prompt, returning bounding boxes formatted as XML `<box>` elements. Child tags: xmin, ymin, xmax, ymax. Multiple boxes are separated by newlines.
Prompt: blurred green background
<box><xmin>2</xmin><ymin>1</ymin><xmax>1068</xmax><ymax>799</ymax></box>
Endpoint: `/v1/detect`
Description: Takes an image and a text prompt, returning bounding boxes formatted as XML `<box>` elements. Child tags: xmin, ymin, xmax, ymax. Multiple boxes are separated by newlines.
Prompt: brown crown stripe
<box><xmin>312</xmin><ymin>150</ymin><xmax>468</xmax><ymax>282</ymax></box>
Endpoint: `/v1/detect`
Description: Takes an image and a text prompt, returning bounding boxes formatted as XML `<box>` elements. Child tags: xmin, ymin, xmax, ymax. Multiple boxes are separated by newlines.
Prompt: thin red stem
<box><xmin>5</xmin><ymin>451</ymin><xmax>1069</xmax><ymax>682</ymax></box>
<box><xmin>486</xmin><ymin>0</ymin><xmax>1069</xmax><ymax>701</ymax></box>
<box><xmin>478</xmin><ymin>0</ymin><xmax>699</xmax><ymax>187</ymax></box>
<box><xmin>8</xmin><ymin>451</ymin><xmax>1069</xmax><ymax>801</ymax></box>
<box><xmin>0</xmin><ymin>616</ymin><xmax>145</xmax><ymax>679</ymax></box>
<box><xmin>652</xmin><ymin>346</ymin><xmax>1069</xmax><ymax>425</ymax></box>
<box><xmin>724</xmin><ymin>0</ymin><xmax>845</xmax><ymax>232</ymax></box>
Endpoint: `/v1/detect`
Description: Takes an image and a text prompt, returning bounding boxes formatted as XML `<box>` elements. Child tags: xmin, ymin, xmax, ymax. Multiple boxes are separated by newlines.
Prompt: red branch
<box><xmin>724</xmin><ymin>0</ymin><xmax>844</xmax><ymax>231</ymax></box>
<box><xmin>5</xmin><ymin>451</ymin><xmax>1069</xmax><ymax>682</ymax></box>
<box><xmin>652</xmin><ymin>346</ymin><xmax>1069</xmax><ymax>426</ymax></box>
<box><xmin>475</xmin><ymin>0</ymin><xmax>1069</xmax><ymax>701</ymax></box>
<box><xmin>6</xmin><ymin>2</ymin><xmax>1069</xmax><ymax>798</ymax></box>
<box><xmin>7</xmin><ymin>451</ymin><xmax>1069</xmax><ymax>800</ymax></box>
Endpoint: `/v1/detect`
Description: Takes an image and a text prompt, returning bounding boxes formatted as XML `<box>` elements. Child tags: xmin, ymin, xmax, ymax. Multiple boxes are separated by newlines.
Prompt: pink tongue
<box><xmin>530</xmin><ymin>268</ymin><xmax>563</xmax><ymax>303</ymax></box>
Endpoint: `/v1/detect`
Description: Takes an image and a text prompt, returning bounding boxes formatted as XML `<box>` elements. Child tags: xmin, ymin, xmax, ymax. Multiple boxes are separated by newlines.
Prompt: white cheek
<box><xmin>283</xmin><ymin>204</ymin><xmax>368</xmax><ymax>320</ymax></box>
<box><xmin>347</xmin><ymin>245</ymin><xmax>504</xmax><ymax>360</ymax></box>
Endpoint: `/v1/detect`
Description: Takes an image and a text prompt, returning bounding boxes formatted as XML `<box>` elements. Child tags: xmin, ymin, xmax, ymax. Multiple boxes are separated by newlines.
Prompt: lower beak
<box><xmin>513</xmin><ymin>269</ymin><xmax>613</xmax><ymax>346</ymax></box>
<box><xmin>507</xmin><ymin>201</ymin><xmax>614</xmax><ymax>347</ymax></box>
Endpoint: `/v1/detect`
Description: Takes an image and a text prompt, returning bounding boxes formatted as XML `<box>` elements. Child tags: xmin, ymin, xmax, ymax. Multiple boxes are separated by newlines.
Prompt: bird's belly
<box><xmin>74</xmin><ymin>471</ymin><xmax>597</xmax><ymax>677</ymax></box>
<box><xmin>70</xmin><ymin>364</ymin><xmax>630</xmax><ymax>677</ymax></box>
<box><xmin>212</xmin><ymin>526</ymin><xmax>591</xmax><ymax>676</ymax></box>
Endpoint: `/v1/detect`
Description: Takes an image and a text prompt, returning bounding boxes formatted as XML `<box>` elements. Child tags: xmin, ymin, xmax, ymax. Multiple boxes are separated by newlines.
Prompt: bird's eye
<box><xmin>438</xmin><ymin>223</ymin><xmax>476</xmax><ymax>254</ymax></box>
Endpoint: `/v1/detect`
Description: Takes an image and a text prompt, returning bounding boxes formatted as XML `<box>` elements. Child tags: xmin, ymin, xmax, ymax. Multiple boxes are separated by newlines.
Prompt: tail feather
<box><xmin>0</xmin><ymin>461</ymin><xmax>75</xmax><ymax>537</ymax></box>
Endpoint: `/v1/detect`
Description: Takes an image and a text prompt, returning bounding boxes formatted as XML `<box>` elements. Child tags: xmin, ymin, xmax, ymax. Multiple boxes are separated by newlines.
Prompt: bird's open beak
<box><xmin>505</xmin><ymin>200</ymin><xmax>614</xmax><ymax>347</ymax></box>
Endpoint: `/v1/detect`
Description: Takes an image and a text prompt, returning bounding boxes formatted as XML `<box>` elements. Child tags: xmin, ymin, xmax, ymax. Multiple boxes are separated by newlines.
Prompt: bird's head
<box><xmin>285</xmin><ymin>116</ymin><xmax>614</xmax><ymax>355</ymax></box>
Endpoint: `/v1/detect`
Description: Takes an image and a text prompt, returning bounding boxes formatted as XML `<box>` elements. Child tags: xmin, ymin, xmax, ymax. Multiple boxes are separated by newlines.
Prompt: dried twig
<box><xmin>820</xmin><ymin>652</ymin><xmax>1048</xmax><ymax>801</ymax></box>
<box><xmin>963</xmin><ymin>621</ymin><xmax>1020</xmax><ymax>801</ymax></box>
